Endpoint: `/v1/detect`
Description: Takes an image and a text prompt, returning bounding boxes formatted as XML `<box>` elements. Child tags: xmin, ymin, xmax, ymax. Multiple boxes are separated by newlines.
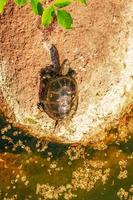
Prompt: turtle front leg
<box><xmin>68</xmin><ymin>68</ymin><xmax>76</xmax><ymax>77</ymax></box>
<box><xmin>40</xmin><ymin>65</ymin><xmax>58</xmax><ymax>78</ymax></box>
<box><xmin>37</xmin><ymin>102</ymin><xmax>46</xmax><ymax>112</ymax></box>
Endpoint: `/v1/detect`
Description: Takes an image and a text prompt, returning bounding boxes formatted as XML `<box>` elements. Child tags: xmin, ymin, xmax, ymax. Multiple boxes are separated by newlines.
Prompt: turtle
<box><xmin>37</xmin><ymin>44</ymin><xmax>78</xmax><ymax>122</ymax></box>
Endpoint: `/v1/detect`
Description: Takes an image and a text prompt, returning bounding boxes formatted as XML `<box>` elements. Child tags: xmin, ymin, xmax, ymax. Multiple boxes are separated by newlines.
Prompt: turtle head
<box><xmin>50</xmin><ymin>45</ymin><xmax>60</xmax><ymax>73</ymax></box>
<box><xmin>60</xmin><ymin>59</ymin><xmax>70</xmax><ymax>76</ymax></box>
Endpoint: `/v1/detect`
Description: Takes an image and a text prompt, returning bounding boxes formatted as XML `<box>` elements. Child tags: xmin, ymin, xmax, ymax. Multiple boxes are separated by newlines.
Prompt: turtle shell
<box><xmin>44</xmin><ymin>76</ymin><xmax>78</xmax><ymax>120</ymax></box>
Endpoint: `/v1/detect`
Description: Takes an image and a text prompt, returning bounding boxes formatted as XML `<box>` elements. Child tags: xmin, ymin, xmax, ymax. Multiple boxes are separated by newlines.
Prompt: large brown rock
<box><xmin>0</xmin><ymin>0</ymin><xmax>133</xmax><ymax>144</ymax></box>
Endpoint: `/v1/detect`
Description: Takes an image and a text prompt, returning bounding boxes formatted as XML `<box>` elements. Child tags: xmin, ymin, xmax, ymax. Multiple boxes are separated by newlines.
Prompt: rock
<box><xmin>0</xmin><ymin>0</ymin><xmax>133</xmax><ymax>144</ymax></box>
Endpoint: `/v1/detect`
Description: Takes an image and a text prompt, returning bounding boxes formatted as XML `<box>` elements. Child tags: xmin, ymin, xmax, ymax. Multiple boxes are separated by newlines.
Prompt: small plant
<box><xmin>0</xmin><ymin>0</ymin><xmax>87</xmax><ymax>29</ymax></box>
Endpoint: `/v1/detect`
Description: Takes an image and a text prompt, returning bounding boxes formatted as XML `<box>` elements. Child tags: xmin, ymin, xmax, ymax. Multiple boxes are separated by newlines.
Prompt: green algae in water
<box><xmin>0</xmin><ymin>115</ymin><xmax>133</xmax><ymax>200</ymax></box>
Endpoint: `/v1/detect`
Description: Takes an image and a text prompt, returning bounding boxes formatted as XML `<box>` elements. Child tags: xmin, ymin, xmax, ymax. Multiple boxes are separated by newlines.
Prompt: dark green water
<box><xmin>0</xmin><ymin>114</ymin><xmax>133</xmax><ymax>200</ymax></box>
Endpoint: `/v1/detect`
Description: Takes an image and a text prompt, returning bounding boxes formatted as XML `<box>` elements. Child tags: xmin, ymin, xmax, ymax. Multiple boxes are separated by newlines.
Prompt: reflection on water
<box><xmin>0</xmin><ymin>114</ymin><xmax>133</xmax><ymax>200</ymax></box>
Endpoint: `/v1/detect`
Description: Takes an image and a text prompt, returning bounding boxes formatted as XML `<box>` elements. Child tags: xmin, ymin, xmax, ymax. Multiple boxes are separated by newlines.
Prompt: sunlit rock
<box><xmin>0</xmin><ymin>0</ymin><xmax>133</xmax><ymax>143</ymax></box>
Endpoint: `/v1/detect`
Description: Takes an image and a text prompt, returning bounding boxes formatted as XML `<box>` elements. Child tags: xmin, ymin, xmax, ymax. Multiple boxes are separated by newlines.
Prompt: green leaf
<box><xmin>41</xmin><ymin>6</ymin><xmax>55</xmax><ymax>27</ymax></box>
<box><xmin>54</xmin><ymin>0</ymin><xmax>72</xmax><ymax>8</ymax></box>
<box><xmin>0</xmin><ymin>0</ymin><xmax>8</xmax><ymax>13</ymax></box>
<box><xmin>78</xmin><ymin>0</ymin><xmax>87</xmax><ymax>5</ymax></box>
<box><xmin>57</xmin><ymin>10</ymin><xmax>73</xmax><ymax>29</ymax></box>
<box><xmin>30</xmin><ymin>0</ymin><xmax>43</xmax><ymax>16</ymax></box>
<box><xmin>14</xmin><ymin>0</ymin><xmax>27</xmax><ymax>6</ymax></box>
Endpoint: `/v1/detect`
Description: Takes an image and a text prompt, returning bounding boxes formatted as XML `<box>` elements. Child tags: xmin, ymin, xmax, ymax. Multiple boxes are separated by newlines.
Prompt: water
<box><xmin>0</xmin><ymin>114</ymin><xmax>133</xmax><ymax>200</ymax></box>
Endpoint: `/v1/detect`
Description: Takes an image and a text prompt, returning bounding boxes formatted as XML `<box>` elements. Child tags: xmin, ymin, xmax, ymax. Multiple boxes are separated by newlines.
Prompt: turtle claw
<box><xmin>40</xmin><ymin>65</ymin><xmax>57</xmax><ymax>80</ymax></box>
<box><xmin>37</xmin><ymin>102</ymin><xmax>46</xmax><ymax>112</ymax></box>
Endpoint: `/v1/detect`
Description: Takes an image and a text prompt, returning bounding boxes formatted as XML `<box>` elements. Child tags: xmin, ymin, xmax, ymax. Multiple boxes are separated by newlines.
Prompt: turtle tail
<box><xmin>53</xmin><ymin>120</ymin><xmax>59</xmax><ymax>134</ymax></box>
